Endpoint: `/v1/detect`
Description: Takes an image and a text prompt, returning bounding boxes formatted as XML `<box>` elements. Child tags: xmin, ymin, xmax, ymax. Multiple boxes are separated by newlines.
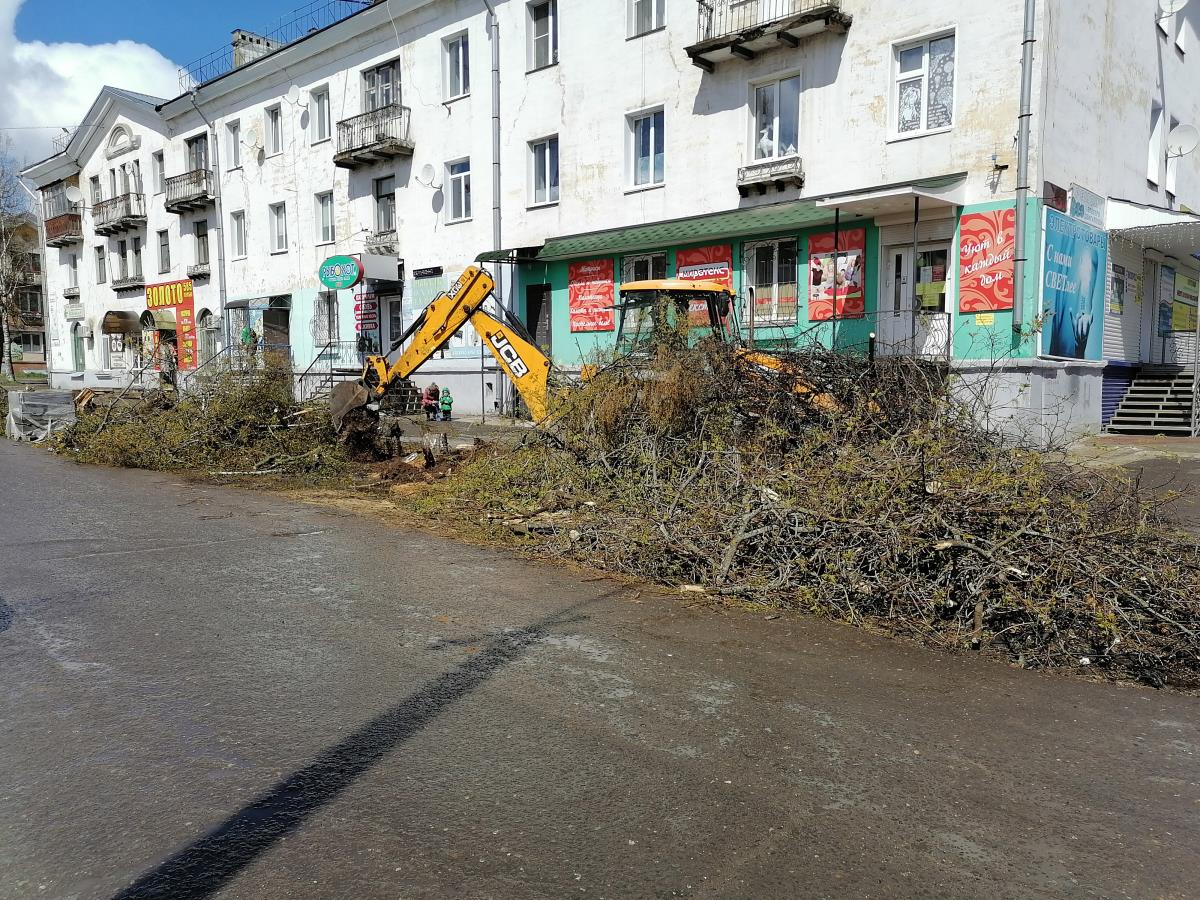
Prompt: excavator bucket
<box><xmin>330</xmin><ymin>380</ymin><xmax>370</xmax><ymax>432</ymax></box>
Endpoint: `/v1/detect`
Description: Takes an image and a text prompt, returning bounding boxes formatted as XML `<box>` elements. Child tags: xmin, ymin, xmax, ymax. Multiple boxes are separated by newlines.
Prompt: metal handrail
<box><xmin>695</xmin><ymin>0</ymin><xmax>842</xmax><ymax>43</ymax></box>
<box><xmin>165</xmin><ymin>169</ymin><xmax>214</xmax><ymax>207</ymax></box>
<box><xmin>336</xmin><ymin>104</ymin><xmax>412</xmax><ymax>155</ymax></box>
<box><xmin>94</xmin><ymin>193</ymin><xmax>147</xmax><ymax>228</ymax></box>
<box><xmin>178</xmin><ymin>343</ymin><xmax>237</xmax><ymax>393</ymax></box>
<box><xmin>297</xmin><ymin>339</ymin><xmax>360</xmax><ymax>401</ymax></box>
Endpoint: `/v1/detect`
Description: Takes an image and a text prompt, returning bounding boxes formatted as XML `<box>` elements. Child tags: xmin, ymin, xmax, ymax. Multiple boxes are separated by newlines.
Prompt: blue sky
<box><xmin>16</xmin><ymin>0</ymin><xmax>321</xmax><ymax>66</ymax></box>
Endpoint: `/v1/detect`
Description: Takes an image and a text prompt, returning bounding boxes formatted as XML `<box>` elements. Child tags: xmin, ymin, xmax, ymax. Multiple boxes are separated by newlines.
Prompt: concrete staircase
<box><xmin>1107</xmin><ymin>365</ymin><xmax>1196</xmax><ymax>436</ymax></box>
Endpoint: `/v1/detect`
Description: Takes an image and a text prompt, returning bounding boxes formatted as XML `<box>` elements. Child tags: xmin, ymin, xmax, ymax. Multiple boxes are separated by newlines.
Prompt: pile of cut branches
<box><xmin>434</xmin><ymin>342</ymin><xmax>1200</xmax><ymax>689</ymax></box>
<box><xmin>57</xmin><ymin>367</ymin><xmax>348</xmax><ymax>479</ymax></box>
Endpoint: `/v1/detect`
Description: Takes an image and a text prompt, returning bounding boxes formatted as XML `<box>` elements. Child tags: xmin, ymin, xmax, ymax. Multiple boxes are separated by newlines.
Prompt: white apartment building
<box><xmin>22</xmin><ymin>0</ymin><xmax>1200</xmax><ymax>433</ymax></box>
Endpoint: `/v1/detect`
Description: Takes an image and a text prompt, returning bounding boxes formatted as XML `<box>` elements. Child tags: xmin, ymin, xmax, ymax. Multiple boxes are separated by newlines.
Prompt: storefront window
<box><xmin>743</xmin><ymin>239</ymin><xmax>798</xmax><ymax>323</ymax></box>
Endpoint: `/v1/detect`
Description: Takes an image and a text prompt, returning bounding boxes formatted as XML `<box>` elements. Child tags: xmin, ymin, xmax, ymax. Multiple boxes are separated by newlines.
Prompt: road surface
<box><xmin>1</xmin><ymin>440</ymin><xmax>1197</xmax><ymax>899</ymax></box>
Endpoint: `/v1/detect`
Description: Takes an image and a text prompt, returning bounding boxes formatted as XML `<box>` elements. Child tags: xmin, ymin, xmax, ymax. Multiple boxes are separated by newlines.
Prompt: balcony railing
<box><xmin>689</xmin><ymin>1</ymin><xmax>850</xmax><ymax>70</ymax></box>
<box><xmin>165</xmin><ymin>169</ymin><xmax>215</xmax><ymax>213</ymax></box>
<box><xmin>112</xmin><ymin>272</ymin><xmax>146</xmax><ymax>291</ymax></box>
<box><xmin>334</xmin><ymin>104</ymin><xmax>414</xmax><ymax>169</ymax></box>
<box><xmin>737</xmin><ymin>156</ymin><xmax>805</xmax><ymax>196</ymax></box>
<box><xmin>94</xmin><ymin>193</ymin><xmax>147</xmax><ymax>235</ymax></box>
<box><xmin>187</xmin><ymin>263</ymin><xmax>212</xmax><ymax>279</ymax></box>
<box><xmin>365</xmin><ymin>229</ymin><xmax>398</xmax><ymax>255</ymax></box>
<box><xmin>45</xmin><ymin>212</ymin><xmax>83</xmax><ymax>247</ymax></box>
<box><xmin>63</xmin><ymin>285</ymin><xmax>80</xmax><ymax>299</ymax></box>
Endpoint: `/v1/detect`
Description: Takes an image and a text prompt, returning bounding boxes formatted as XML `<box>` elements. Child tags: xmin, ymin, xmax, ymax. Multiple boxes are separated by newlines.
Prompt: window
<box><xmin>743</xmin><ymin>239</ymin><xmax>798</xmax><ymax>324</ymax></box>
<box><xmin>131</xmin><ymin>236</ymin><xmax>142</xmax><ymax>278</ymax></box>
<box><xmin>198</xmin><ymin>310</ymin><xmax>218</xmax><ymax>363</ymax></box>
<box><xmin>227</xmin><ymin>121</ymin><xmax>241</xmax><ymax>168</ymax></box>
<box><xmin>194</xmin><ymin>220</ymin><xmax>209</xmax><ymax>266</ymax></box>
<box><xmin>447</xmin><ymin>159</ymin><xmax>472</xmax><ymax>222</ymax></box>
<box><xmin>269</xmin><ymin>202</ymin><xmax>288</xmax><ymax>252</ymax></box>
<box><xmin>68</xmin><ymin>252</ymin><xmax>78</xmax><ymax>288</ymax></box>
<box><xmin>1149</xmin><ymin>102</ymin><xmax>1164</xmax><ymax>185</ymax></box>
<box><xmin>157</xmin><ymin>230</ymin><xmax>170</xmax><ymax>273</ymax></box>
<box><xmin>17</xmin><ymin>290</ymin><xmax>41</xmax><ymax>317</ymax></box>
<box><xmin>266</xmin><ymin>105</ymin><xmax>283</xmax><ymax>155</ymax></box>
<box><xmin>186</xmin><ymin>134</ymin><xmax>209</xmax><ymax>172</ymax></box>
<box><xmin>311</xmin><ymin>88</ymin><xmax>331</xmax><ymax>143</ymax></box>
<box><xmin>753</xmin><ymin>75</ymin><xmax>801</xmax><ymax>160</ymax></box>
<box><xmin>374</xmin><ymin>176</ymin><xmax>395</xmax><ymax>232</ymax></box>
<box><xmin>117</xmin><ymin>239</ymin><xmax>129</xmax><ymax>280</ymax></box>
<box><xmin>363</xmin><ymin>60</ymin><xmax>400</xmax><ymax>111</ymax></box>
<box><xmin>314</xmin><ymin>291</ymin><xmax>339</xmax><ymax>346</ymax></box>
<box><xmin>530</xmin><ymin>136</ymin><xmax>560</xmax><ymax>205</ymax></box>
<box><xmin>628</xmin><ymin>0</ymin><xmax>664</xmax><ymax>37</ymax></box>
<box><xmin>528</xmin><ymin>1</ymin><xmax>558</xmax><ymax>70</ymax></box>
<box><xmin>316</xmin><ymin>191</ymin><xmax>335</xmax><ymax>243</ymax></box>
<box><xmin>445</xmin><ymin>33</ymin><xmax>470</xmax><ymax>100</ymax></box>
<box><xmin>628</xmin><ymin>108</ymin><xmax>665</xmax><ymax>187</ymax></box>
<box><xmin>231</xmin><ymin>210</ymin><xmax>247</xmax><ymax>258</ymax></box>
<box><xmin>893</xmin><ymin>33</ymin><xmax>956</xmax><ymax>135</ymax></box>
<box><xmin>71</xmin><ymin>323</ymin><xmax>85</xmax><ymax>372</ymax></box>
<box><xmin>90</xmin><ymin>175</ymin><xmax>102</xmax><ymax>205</ymax></box>
<box><xmin>95</xmin><ymin>246</ymin><xmax>106</xmax><ymax>283</ymax></box>
<box><xmin>16</xmin><ymin>333</ymin><xmax>44</xmax><ymax>357</ymax></box>
<box><xmin>130</xmin><ymin>159</ymin><xmax>143</xmax><ymax>194</ymax></box>
<box><xmin>151</xmin><ymin>154</ymin><xmax>163</xmax><ymax>194</ymax></box>
<box><xmin>622</xmin><ymin>253</ymin><xmax>666</xmax><ymax>283</ymax></box>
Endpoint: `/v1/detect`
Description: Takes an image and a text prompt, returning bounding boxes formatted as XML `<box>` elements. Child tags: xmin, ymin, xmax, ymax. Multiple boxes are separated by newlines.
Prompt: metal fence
<box><xmin>94</xmin><ymin>193</ymin><xmax>146</xmax><ymax>229</ymax></box>
<box><xmin>165</xmin><ymin>169</ymin><xmax>214</xmax><ymax>207</ymax></box>
<box><xmin>336</xmin><ymin>104</ymin><xmax>412</xmax><ymax>155</ymax></box>
<box><xmin>696</xmin><ymin>0</ymin><xmax>842</xmax><ymax>43</ymax></box>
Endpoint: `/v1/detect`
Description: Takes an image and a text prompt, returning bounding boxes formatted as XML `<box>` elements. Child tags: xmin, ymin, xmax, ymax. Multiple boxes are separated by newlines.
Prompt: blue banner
<box><xmin>1041</xmin><ymin>208</ymin><xmax>1109</xmax><ymax>360</ymax></box>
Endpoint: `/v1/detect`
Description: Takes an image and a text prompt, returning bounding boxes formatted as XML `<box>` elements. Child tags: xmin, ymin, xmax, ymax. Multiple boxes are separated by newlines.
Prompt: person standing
<box><xmin>440</xmin><ymin>387</ymin><xmax>454</xmax><ymax>422</ymax></box>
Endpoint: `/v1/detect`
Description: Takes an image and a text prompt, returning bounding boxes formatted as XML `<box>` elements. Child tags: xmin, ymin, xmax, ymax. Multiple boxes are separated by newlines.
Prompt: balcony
<box><xmin>94</xmin><ymin>193</ymin><xmax>147</xmax><ymax>236</ymax></box>
<box><xmin>112</xmin><ymin>273</ymin><xmax>146</xmax><ymax>291</ymax></box>
<box><xmin>688</xmin><ymin>1</ymin><xmax>851</xmax><ymax>71</ymax></box>
<box><xmin>334</xmin><ymin>104</ymin><xmax>414</xmax><ymax>169</ymax></box>
<box><xmin>63</xmin><ymin>285</ymin><xmax>80</xmax><ymax>299</ymax></box>
<box><xmin>165</xmin><ymin>169</ymin><xmax>215</xmax><ymax>213</ymax></box>
<box><xmin>187</xmin><ymin>263</ymin><xmax>211</xmax><ymax>280</ymax></box>
<box><xmin>45</xmin><ymin>212</ymin><xmax>83</xmax><ymax>247</ymax></box>
<box><xmin>737</xmin><ymin>156</ymin><xmax>805</xmax><ymax>196</ymax></box>
<box><xmin>365</xmin><ymin>229</ymin><xmax>398</xmax><ymax>255</ymax></box>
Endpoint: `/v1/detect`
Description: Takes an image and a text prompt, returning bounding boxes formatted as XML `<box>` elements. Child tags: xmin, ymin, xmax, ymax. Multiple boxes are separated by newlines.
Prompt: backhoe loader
<box><xmin>329</xmin><ymin>264</ymin><xmax>836</xmax><ymax>432</ymax></box>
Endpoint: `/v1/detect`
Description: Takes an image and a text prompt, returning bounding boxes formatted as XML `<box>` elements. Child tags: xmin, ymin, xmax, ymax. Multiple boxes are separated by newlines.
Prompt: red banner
<box><xmin>958</xmin><ymin>208</ymin><xmax>1016</xmax><ymax>312</ymax></box>
<box><xmin>568</xmin><ymin>259</ymin><xmax>615</xmax><ymax>332</ymax></box>
<box><xmin>145</xmin><ymin>279</ymin><xmax>198</xmax><ymax>370</ymax></box>
<box><xmin>808</xmin><ymin>229</ymin><xmax>866</xmax><ymax>321</ymax></box>
<box><xmin>677</xmin><ymin>244</ymin><xmax>734</xmax><ymax>325</ymax></box>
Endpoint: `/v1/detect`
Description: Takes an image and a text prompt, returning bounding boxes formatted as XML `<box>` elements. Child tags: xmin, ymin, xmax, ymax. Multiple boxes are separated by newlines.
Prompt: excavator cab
<box><xmin>615</xmin><ymin>280</ymin><xmax>739</xmax><ymax>354</ymax></box>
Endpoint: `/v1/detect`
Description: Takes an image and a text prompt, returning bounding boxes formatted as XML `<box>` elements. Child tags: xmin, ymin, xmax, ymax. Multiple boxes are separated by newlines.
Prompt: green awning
<box><xmin>537</xmin><ymin>200</ymin><xmax>835</xmax><ymax>261</ymax></box>
<box><xmin>476</xmin><ymin>247</ymin><xmax>542</xmax><ymax>264</ymax></box>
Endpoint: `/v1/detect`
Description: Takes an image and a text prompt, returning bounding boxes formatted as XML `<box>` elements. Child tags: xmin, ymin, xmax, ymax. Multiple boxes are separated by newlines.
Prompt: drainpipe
<box><xmin>1011</xmin><ymin>0</ymin><xmax>1037</xmax><ymax>334</ymax></box>
<box><xmin>188</xmin><ymin>91</ymin><xmax>230</xmax><ymax>357</ymax></box>
<box><xmin>481</xmin><ymin>0</ymin><xmax>503</xmax><ymax>418</ymax></box>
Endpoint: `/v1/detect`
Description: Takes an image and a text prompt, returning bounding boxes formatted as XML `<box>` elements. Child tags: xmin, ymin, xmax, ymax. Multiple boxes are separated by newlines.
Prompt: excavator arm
<box><xmin>334</xmin><ymin>265</ymin><xmax>552</xmax><ymax>425</ymax></box>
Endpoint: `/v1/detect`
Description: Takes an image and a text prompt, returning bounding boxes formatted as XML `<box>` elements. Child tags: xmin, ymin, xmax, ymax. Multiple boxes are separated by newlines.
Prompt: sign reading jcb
<box><xmin>489</xmin><ymin>332</ymin><xmax>529</xmax><ymax>378</ymax></box>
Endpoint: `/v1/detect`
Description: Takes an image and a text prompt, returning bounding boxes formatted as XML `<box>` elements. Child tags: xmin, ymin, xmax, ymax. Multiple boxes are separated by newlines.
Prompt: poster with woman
<box><xmin>1041</xmin><ymin>208</ymin><xmax>1108</xmax><ymax>360</ymax></box>
<box><xmin>808</xmin><ymin>229</ymin><xmax>866</xmax><ymax>321</ymax></box>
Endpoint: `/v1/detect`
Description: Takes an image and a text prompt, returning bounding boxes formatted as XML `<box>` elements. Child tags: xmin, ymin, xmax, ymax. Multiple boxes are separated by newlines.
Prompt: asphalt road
<box><xmin>1</xmin><ymin>440</ymin><xmax>1198</xmax><ymax>900</ymax></box>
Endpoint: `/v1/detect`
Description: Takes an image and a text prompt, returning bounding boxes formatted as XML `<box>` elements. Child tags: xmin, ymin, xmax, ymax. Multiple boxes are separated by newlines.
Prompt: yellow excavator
<box><xmin>329</xmin><ymin>264</ymin><xmax>836</xmax><ymax>431</ymax></box>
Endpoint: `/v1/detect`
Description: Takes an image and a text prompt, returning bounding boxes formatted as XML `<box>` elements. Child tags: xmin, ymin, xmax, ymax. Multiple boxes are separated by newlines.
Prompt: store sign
<box><xmin>145</xmin><ymin>279</ymin><xmax>198</xmax><ymax>370</ymax></box>
<box><xmin>568</xmin><ymin>259</ymin><xmax>615</xmax><ymax>332</ymax></box>
<box><xmin>1068</xmin><ymin>183</ymin><xmax>1106</xmax><ymax>230</ymax></box>
<box><xmin>319</xmin><ymin>255</ymin><xmax>365</xmax><ymax>290</ymax></box>
<box><xmin>354</xmin><ymin>291</ymin><xmax>379</xmax><ymax>333</ymax></box>
<box><xmin>958</xmin><ymin>207</ymin><xmax>1016</xmax><ymax>313</ymax></box>
<box><xmin>64</xmin><ymin>302</ymin><xmax>84</xmax><ymax>320</ymax></box>
<box><xmin>1173</xmin><ymin>271</ymin><xmax>1199</xmax><ymax>333</ymax></box>
<box><xmin>808</xmin><ymin>229</ymin><xmax>866</xmax><ymax>321</ymax></box>
<box><xmin>1041</xmin><ymin>208</ymin><xmax>1107</xmax><ymax>360</ymax></box>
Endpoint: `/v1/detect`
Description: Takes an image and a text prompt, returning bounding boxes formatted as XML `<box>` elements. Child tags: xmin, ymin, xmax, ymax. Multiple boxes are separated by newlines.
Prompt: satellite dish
<box><xmin>286</xmin><ymin>85</ymin><xmax>301</xmax><ymax>105</ymax></box>
<box><xmin>245</xmin><ymin>124</ymin><xmax>262</xmax><ymax>148</ymax></box>
<box><xmin>64</xmin><ymin>185</ymin><xmax>83</xmax><ymax>204</ymax></box>
<box><xmin>1159</xmin><ymin>0</ymin><xmax>1189</xmax><ymax>14</ymax></box>
<box><xmin>1167</xmin><ymin>123</ymin><xmax>1200</xmax><ymax>158</ymax></box>
<box><xmin>419</xmin><ymin>164</ymin><xmax>435</xmax><ymax>182</ymax></box>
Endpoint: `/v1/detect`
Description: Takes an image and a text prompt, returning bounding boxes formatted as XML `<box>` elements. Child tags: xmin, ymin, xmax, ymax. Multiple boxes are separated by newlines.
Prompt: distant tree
<box><xmin>0</xmin><ymin>140</ymin><xmax>37</xmax><ymax>379</ymax></box>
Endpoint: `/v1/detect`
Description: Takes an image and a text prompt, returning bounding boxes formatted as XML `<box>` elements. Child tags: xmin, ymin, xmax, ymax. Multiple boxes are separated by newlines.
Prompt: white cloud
<box><xmin>0</xmin><ymin>0</ymin><xmax>181</xmax><ymax>166</ymax></box>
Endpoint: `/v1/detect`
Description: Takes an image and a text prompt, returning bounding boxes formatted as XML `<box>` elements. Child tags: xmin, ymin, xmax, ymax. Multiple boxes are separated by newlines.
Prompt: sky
<box><xmin>1</xmin><ymin>0</ymin><xmax>357</xmax><ymax>166</ymax></box>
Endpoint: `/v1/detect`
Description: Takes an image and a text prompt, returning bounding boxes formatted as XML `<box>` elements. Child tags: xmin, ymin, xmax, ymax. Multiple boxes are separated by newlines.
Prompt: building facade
<box><xmin>21</xmin><ymin>0</ymin><xmax>1200</xmax><ymax>434</ymax></box>
<box><xmin>2</xmin><ymin>214</ymin><xmax>46</xmax><ymax>381</ymax></box>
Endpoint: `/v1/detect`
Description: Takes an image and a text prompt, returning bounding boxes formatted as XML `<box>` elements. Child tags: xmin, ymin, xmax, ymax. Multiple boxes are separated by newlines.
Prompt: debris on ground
<box><xmin>55</xmin><ymin>368</ymin><xmax>350</xmax><ymax>479</ymax></box>
<box><xmin>425</xmin><ymin>341</ymin><xmax>1200</xmax><ymax>690</ymax></box>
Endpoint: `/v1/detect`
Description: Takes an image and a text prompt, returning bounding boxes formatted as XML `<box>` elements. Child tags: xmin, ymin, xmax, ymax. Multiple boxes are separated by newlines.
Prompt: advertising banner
<box><xmin>808</xmin><ymin>228</ymin><xmax>866</xmax><ymax>321</ymax></box>
<box><xmin>958</xmin><ymin>207</ymin><xmax>1016</xmax><ymax>312</ymax></box>
<box><xmin>568</xmin><ymin>259</ymin><xmax>615</xmax><ymax>332</ymax></box>
<box><xmin>677</xmin><ymin>244</ymin><xmax>733</xmax><ymax>324</ymax></box>
<box><xmin>1040</xmin><ymin>208</ymin><xmax>1108</xmax><ymax>360</ymax></box>
<box><xmin>1173</xmin><ymin>271</ymin><xmax>1199</xmax><ymax>333</ymax></box>
<box><xmin>1159</xmin><ymin>265</ymin><xmax>1177</xmax><ymax>335</ymax></box>
<box><xmin>1109</xmin><ymin>264</ymin><xmax>1127</xmax><ymax>316</ymax></box>
<box><xmin>145</xmin><ymin>279</ymin><xmax>198</xmax><ymax>370</ymax></box>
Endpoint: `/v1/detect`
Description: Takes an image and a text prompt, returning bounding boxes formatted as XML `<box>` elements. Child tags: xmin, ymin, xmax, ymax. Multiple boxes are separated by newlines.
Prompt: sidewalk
<box><xmin>1075</xmin><ymin>435</ymin><xmax>1200</xmax><ymax>527</ymax></box>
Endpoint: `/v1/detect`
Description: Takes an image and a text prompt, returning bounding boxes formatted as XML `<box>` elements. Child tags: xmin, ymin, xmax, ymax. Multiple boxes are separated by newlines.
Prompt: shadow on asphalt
<box><xmin>111</xmin><ymin>595</ymin><xmax>609</xmax><ymax>900</ymax></box>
